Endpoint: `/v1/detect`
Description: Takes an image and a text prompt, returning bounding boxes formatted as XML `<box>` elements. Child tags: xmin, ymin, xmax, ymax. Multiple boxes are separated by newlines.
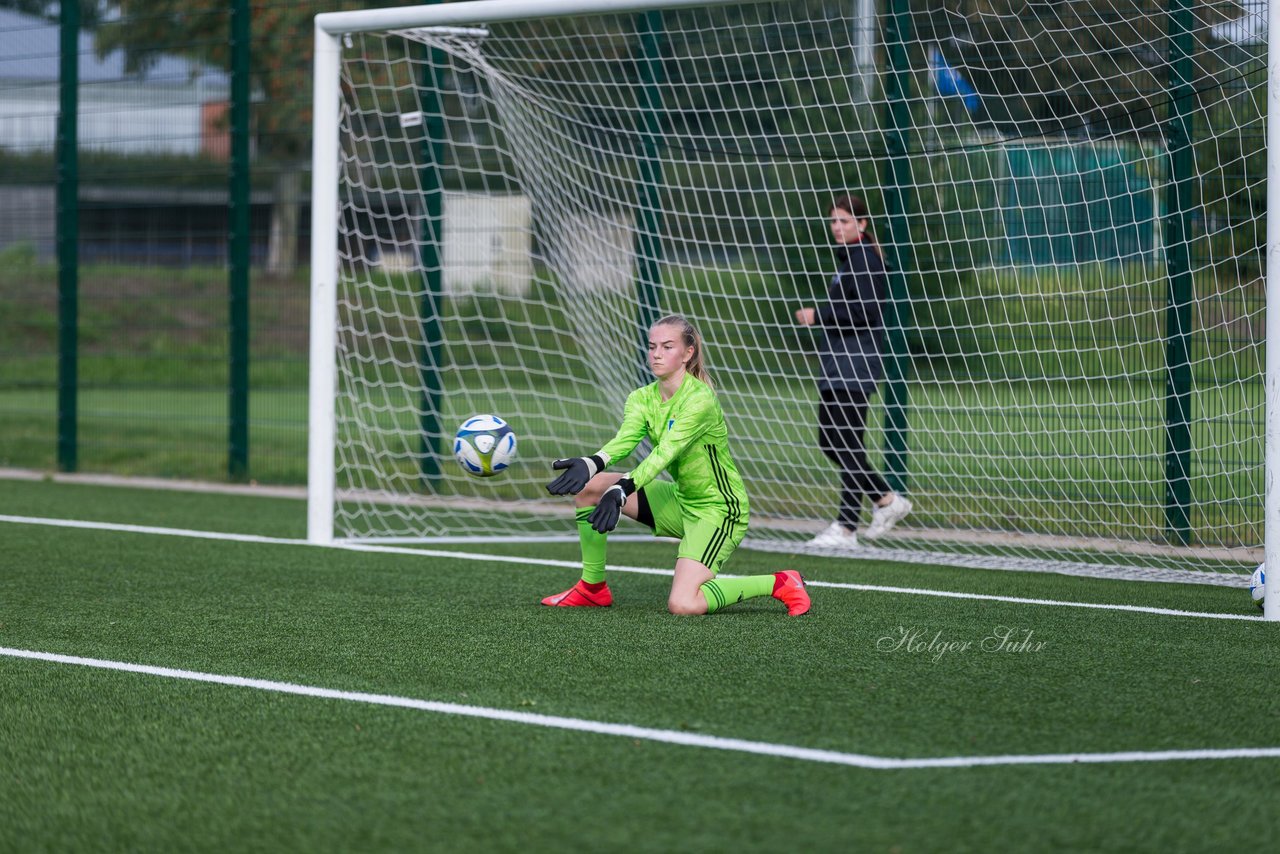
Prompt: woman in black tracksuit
<box><xmin>795</xmin><ymin>194</ymin><xmax>910</xmax><ymax>548</ymax></box>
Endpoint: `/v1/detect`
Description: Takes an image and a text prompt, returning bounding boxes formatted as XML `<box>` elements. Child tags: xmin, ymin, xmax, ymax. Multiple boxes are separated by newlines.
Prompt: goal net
<box><xmin>311</xmin><ymin>0</ymin><xmax>1267</xmax><ymax>583</ymax></box>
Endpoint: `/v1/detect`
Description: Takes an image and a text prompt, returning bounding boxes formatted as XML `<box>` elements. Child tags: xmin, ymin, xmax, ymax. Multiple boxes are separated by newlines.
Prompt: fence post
<box><xmin>634</xmin><ymin>9</ymin><xmax>666</xmax><ymax>379</ymax></box>
<box><xmin>880</xmin><ymin>0</ymin><xmax>914</xmax><ymax>494</ymax></box>
<box><xmin>419</xmin><ymin>9</ymin><xmax>446</xmax><ymax>484</ymax></box>
<box><xmin>1163</xmin><ymin>0</ymin><xmax>1195</xmax><ymax>544</ymax></box>
<box><xmin>228</xmin><ymin>0</ymin><xmax>252</xmax><ymax>480</ymax></box>
<box><xmin>56</xmin><ymin>0</ymin><xmax>80</xmax><ymax>473</ymax></box>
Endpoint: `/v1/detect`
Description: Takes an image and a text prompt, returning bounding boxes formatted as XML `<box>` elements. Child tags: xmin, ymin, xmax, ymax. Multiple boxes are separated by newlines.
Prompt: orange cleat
<box><xmin>772</xmin><ymin>570</ymin><xmax>811</xmax><ymax>616</ymax></box>
<box><xmin>541</xmin><ymin>580</ymin><xmax>613</xmax><ymax>607</ymax></box>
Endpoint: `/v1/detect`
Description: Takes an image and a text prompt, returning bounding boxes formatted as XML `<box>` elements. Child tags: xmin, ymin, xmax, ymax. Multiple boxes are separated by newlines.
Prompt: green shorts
<box><xmin>637</xmin><ymin>480</ymin><xmax>747</xmax><ymax>575</ymax></box>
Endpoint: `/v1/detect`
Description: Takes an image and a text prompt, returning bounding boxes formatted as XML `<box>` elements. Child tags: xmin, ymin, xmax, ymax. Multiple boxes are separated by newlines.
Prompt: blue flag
<box><xmin>930</xmin><ymin>47</ymin><xmax>980</xmax><ymax>114</ymax></box>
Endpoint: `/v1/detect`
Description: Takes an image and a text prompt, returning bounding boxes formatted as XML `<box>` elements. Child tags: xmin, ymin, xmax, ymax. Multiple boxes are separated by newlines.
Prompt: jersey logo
<box><xmin>667</xmin><ymin>419</ymin><xmax>675</xmax><ymax>431</ymax></box>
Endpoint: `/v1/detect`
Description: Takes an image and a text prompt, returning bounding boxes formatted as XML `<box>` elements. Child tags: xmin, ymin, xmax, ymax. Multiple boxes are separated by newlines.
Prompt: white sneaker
<box><xmin>807</xmin><ymin>522</ymin><xmax>859</xmax><ymax>549</ymax></box>
<box><xmin>863</xmin><ymin>494</ymin><xmax>912</xmax><ymax>539</ymax></box>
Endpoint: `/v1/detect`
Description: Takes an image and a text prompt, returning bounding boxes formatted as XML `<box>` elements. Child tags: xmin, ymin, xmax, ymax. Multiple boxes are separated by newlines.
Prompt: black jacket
<box><xmin>816</xmin><ymin>241</ymin><xmax>886</xmax><ymax>394</ymax></box>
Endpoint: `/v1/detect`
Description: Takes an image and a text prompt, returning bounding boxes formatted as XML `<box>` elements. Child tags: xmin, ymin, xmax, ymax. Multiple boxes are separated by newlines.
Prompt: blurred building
<box><xmin>0</xmin><ymin>7</ymin><xmax>237</xmax><ymax>262</ymax></box>
<box><xmin>0</xmin><ymin>7</ymin><xmax>229</xmax><ymax>156</ymax></box>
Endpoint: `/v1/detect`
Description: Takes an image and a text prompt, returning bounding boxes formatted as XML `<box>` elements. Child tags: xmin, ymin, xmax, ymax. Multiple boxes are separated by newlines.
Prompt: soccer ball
<box><xmin>453</xmin><ymin>414</ymin><xmax>516</xmax><ymax>477</ymax></box>
<box><xmin>1250</xmin><ymin>564</ymin><xmax>1266</xmax><ymax>610</ymax></box>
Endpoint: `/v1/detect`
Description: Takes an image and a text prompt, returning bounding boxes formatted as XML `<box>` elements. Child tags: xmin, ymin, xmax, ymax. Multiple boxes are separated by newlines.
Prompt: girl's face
<box><xmin>830</xmin><ymin>208</ymin><xmax>867</xmax><ymax>245</ymax></box>
<box><xmin>648</xmin><ymin>324</ymin><xmax>693</xmax><ymax>380</ymax></box>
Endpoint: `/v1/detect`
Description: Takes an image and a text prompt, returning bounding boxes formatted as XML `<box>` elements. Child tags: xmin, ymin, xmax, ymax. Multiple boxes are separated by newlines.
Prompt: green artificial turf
<box><xmin>1</xmin><ymin>478</ymin><xmax>1277</xmax><ymax>852</ymax></box>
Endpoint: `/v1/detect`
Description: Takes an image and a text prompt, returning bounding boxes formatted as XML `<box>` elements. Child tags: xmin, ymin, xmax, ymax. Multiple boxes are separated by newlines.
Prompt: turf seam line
<box><xmin>4</xmin><ymin>646</ymin><xmax>1279</xmax><ymax>771</ymax></box>
<box><xmin>0</xmin><ymin>514</ymin><xmax>1263</xmax><ymax>622</ymax></box>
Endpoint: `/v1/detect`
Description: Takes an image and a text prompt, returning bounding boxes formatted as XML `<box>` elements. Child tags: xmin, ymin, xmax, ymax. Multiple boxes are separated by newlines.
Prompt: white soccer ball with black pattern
<box><xmin>454</xmin><ymin>415</ymin><xmax>516</xmax><ymax>477</ymax></box>
<box><xmin>1250</xmin><ymin>564</ymin><xmax>1266</xmax><ymax>610</ymax></box>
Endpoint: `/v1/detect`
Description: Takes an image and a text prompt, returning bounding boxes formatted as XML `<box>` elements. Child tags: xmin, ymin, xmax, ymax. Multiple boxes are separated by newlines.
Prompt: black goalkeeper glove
<box><xmin>546</xmin><ymin>454</ymin><xmax>606</xmax><ymax>495</ymax></box>
<box><xmin>587</xmin><ymin>478</ymin><xmax>635</xmax><ymax>534</ymax></box>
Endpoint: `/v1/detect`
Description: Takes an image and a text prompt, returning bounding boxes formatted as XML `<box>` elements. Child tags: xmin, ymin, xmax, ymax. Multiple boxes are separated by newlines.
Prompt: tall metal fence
<box><xmin>0</xmin><ymin>0</ymin><xmax>1264</xmax><ymax>509</ymax></box>
<box><xmin>0</xmin><ymin>1</ymin><xmax>339</xmax><ymax>483</ymax></box>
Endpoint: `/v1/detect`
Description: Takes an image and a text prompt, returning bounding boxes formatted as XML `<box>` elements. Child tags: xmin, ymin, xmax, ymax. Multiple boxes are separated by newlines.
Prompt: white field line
<box><xmin>0</xmin><ymin>514</ymin><xmax>1264</xmax><ymax>622</ymax></box>
<box><xmin>4</xmin><ymin>646</ymin><xmax>1278</xmax><ymax>771</ymax></box>
<box><xmin>4</xmin><ymin>467</ymin><xmax>1257</xmax><ymax>566</ymax></box>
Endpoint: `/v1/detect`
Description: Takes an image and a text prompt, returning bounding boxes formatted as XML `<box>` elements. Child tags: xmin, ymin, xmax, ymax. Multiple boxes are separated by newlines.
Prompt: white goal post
<box><xmin>309</xmin><ymin>0</ymin><xmax>1279</xmax><ymax>618</ymax></box>
<box><xmin>1266</xmin><ymin>0</ymin><xmax>1280</xmax><ymax>621</ymax></box>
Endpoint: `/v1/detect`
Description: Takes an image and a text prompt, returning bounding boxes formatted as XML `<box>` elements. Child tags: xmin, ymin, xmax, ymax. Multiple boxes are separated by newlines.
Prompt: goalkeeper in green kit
<box><xmin>542</xmin><ymin>314</ymin><xmax>810</xmax><ymax>616</ymax></box>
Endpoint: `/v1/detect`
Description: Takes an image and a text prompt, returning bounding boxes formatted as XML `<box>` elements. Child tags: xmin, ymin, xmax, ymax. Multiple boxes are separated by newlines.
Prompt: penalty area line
<box><xmin>4</xmin><ymin>646</ymin><xmax>1280</xmax><ymax>771</ymax></box>
<box><xmin>0</xmin><ymin>514</ymin><xmax>1263</xmax><ymax>620</ymax></box>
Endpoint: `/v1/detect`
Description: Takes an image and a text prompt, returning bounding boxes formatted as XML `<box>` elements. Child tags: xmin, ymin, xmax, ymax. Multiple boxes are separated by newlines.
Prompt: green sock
<box><xmin>699</xmin><ymin>575</ymin><xmax>775</xmax><ymax>614</ymax></box>
<box><xmin>577</xmin><ymin>507</ymin><xmax>607</xmax><ymax>584</ymax></box>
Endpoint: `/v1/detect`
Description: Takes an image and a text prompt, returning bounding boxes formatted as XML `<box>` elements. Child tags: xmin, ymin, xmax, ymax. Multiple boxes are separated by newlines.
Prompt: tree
<box><xmin>94</xmin><ymin>0</ymin><xmax>412</xmax><ymax>274</ymax></box>
<box><xmin>0</xmin><ymin>0</ymin><xmax>103</xmax><ymax>23</ymax></box>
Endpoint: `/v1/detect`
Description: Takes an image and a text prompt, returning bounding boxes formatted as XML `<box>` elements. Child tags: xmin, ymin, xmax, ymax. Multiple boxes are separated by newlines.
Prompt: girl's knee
<box><xmin>667</xmin><ymin>595</ymin><xmax>707</xmax><ymax>616</ymax></box>
<box><xmin>574</xmin><ymin>473</ymin><xmax>614</xmax><ymax>508</ymax></box>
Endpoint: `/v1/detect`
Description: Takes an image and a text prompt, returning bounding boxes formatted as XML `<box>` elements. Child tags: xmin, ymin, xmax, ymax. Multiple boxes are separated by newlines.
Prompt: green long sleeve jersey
<box><xmin>596</xmin><ymin>374</ymin><xmax>749</xmax><ymax>522</ymax></box>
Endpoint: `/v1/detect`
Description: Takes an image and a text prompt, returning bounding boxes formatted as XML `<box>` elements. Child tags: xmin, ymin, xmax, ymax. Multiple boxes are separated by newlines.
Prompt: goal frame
<box><xmin>308</xmin><ymin>0</ymin><xmax>1280</xmax><ymax>621</ymax></box>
